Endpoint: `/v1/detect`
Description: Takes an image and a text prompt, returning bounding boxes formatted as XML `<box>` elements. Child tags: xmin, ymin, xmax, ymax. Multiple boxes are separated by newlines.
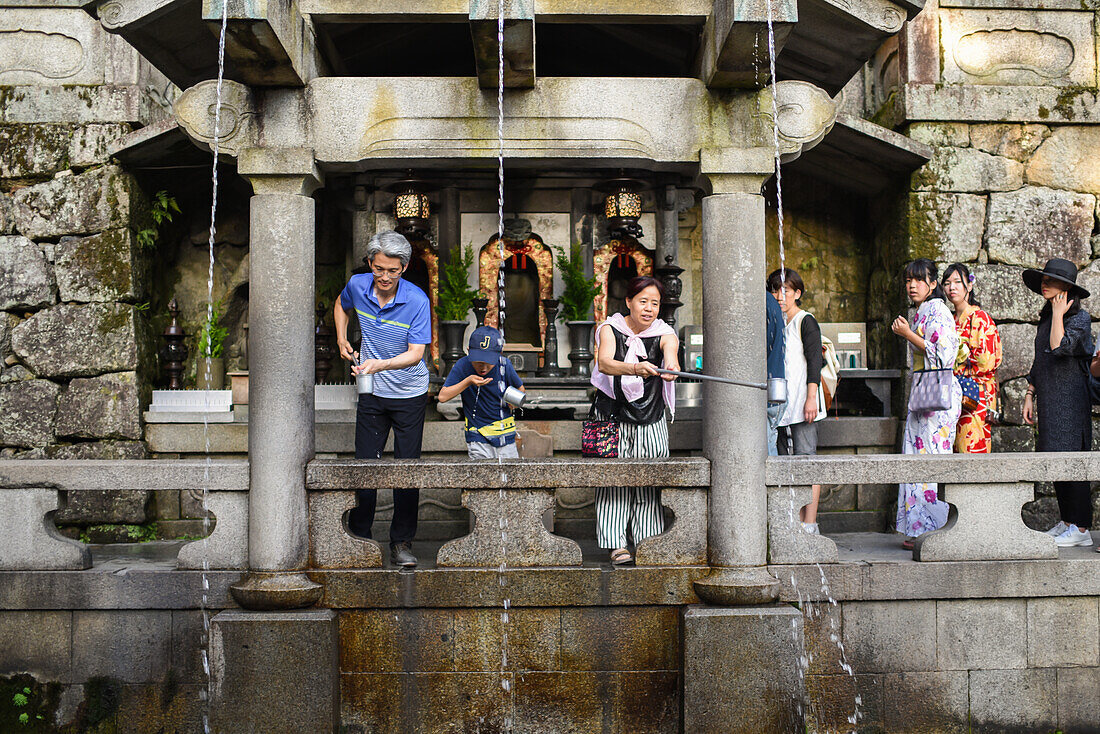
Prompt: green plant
<box><xmin>436</xmin><ymin>244</ymin><xmax>482</xmax><ymax>321</ymax></box>
<box><xmin>12</xmin><ymin>687</ymin><xmax>43</xmax><ymax>726</ymax></box>
<box><xmin>136</xmin><ymin>190</ymin><xmax>180</xmax><ymax>250</ymax></box>
<box><xmin>197</xmin><ymin>301</ymin><xmax>229</xmax><ymax>359</ymax></box>
<box><xmin>555</xmin><ymin>243</ymin><xmax>601</xmax><ymax>322</ymax></box>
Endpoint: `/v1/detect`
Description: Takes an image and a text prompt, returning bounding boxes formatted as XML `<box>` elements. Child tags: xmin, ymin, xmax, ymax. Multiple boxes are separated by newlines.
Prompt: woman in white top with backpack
<box><xmin>768</xmin><ymin>267</ymin><xmax>826</xmax><ymax>534</ymax></box>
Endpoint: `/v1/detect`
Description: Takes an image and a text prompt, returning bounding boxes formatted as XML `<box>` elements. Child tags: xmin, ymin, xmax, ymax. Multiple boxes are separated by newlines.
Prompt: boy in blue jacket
<box><xmin>438</xmin><ymin>326</ymin><xmax>526</xmax><ymax>459</ymax></box>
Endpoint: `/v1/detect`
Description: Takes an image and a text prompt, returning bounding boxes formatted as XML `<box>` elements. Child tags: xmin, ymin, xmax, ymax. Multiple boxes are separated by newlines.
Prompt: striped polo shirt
<box><xmin>339</xmin><ymin>274</ymin><xmax>431</xmax><ymax>399</ymax></box>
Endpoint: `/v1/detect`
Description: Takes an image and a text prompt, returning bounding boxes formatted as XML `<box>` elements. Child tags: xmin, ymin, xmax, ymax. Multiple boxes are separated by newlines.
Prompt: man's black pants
<box><xmin>348</xmin><ymin>391</ymin><xmax>428</xmax><ymax>542</ymax></box>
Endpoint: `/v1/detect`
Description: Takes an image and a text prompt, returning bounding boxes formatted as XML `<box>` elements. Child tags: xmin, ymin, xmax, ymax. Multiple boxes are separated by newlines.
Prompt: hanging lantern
<box><xmin>388</xmin><ymin>178</ymin><xmax>432</xmax><ymax>239</ymax></box>
<box><xmin>598</xmin><ymin>178</ymin><xmax>645</xmax><ymax>238</ymax></box>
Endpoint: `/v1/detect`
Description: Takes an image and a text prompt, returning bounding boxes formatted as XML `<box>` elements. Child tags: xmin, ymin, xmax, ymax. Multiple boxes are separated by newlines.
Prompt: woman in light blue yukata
<box><xmin>891</xmin><ymin>259</ymin><xmax>962</xmax><ymax>550</ymax></box>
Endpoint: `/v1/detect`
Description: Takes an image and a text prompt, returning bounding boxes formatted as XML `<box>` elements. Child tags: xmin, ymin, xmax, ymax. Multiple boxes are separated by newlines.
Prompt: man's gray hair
<box><xmin>365</xmin><ymin>230</ymin><xmax>412</xmax><ymax>267</ymax></box>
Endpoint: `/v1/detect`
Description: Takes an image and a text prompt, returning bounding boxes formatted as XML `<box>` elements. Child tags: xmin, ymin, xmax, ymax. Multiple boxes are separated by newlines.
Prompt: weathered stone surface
<box><xmin>11</xmin><ymin>303</ymin><xmax>138</xmax><ymax>377</ymax></box>
<box><xmin>937</xmin><ymin>599</ymin><xmax>1027</xmax><ymax>670</ymax></box>
<box><xmin>453</xmin><ymin>608</ymin><xmax>561</xmax><ymax>671</ymax></box>
<box><xmin>986</xmin><ymin>186</ymin><xmax>1095</xmax><ymax>268</ymax></box>
<box><xmin>996</xmin><ymin>323</ymin><xmax>1036</xmax><ymax>384</ymax></box>
<box><xmin>0</xmin><ymin>235</ymin><xmax>54</xmax><ymax>310</ymax></box>
<box><xmin>54</xmin><ymin>489</ymin><xmax>152</xmax><ymax>525</ymax></box>
<box><xmin>842</xmin><ymin>600</ymin><xmax>937</xmax><ymax>673</ymax></box>
<box><xmin>48</xmin><ymin>440</ymin><xmax>148</xmax><ymax>459</ymax></box>
<box><xmin>767</xmin><ymin>485</ymin><xmax>839</xmax><ymax>564</ymax></box>
<box><xmin>210</xmin><ymin>610</ymin><xmax>339</xmax><ymax>732</ymax></box>
<box><xmin>915</xmin><ymin>482</ymin><xmax>1057</xmax><ymax>561</ymax></box>
<box><xmin>562</xmin><ymin>606</ymin><xmax>680</xmax><ymax>671</ymax></box>
<box><xmin>1057</xmin><ymin>667</ymin><xmax>1100</xmax><ymax>732</ymax></box>
<box><xmin>913</xmin><ymin>147</ymin><xmax>1023</xmax><ymax>193</ymax></box>
<box><xmin>635</xmin><ymin>487</ymin><xmax>707</xmax><ymax>566</ymax></box>
<box><xmin>969</xmin><ymin>124</ymin><xmax>1048</xmax><ymax>162</ymax></box>
<box><xmin>54</xmin><ymin>229</ymin><xmax>142</xmax><ymax>303</ymax></box>
<box><xmin>0</xmin><ymin>124</ymin><xmax>130</xmax><ymax>178</ymax></box>
<box><xmin>308</xmin><ymin>490</ymin><xmax>383</xmax><ymax>569</ymax></box>
<box><xmin>0</xmin><ymin>487</ymin><xmax>90</xmax><ymax>570</ymax></box>
<box><xmin>806</xmin><ymin>673</ymin><xmax>883</xmax><ymax>733</ymax></box>
<box><xmin>992</xmin><ymin>424</ymin><xmax>1035</xmax><ymax>453</ymax></box>
<box><xmin>10</xmin><ymin>165</ymin><xmax>140</xmax><ymax>239</ymax></box>
<box><xmin>1027</xmin><ymin>597</ymin><xmax>1099</xmax><ymax>667</ymax></box>
<box><xmin>339</xmin><ymin>609</ymin><xmax>453</xmax><ymax>673</ymax></box>
<box><xmin>437</xmin><ymin>488</ymin><xmax>582</xmax><ymax>567</ymax></box>
<box><xmin>1074</xmin><ymin>258</ymin><xmax>1100</xmax><ymax>305</ymax></box>
<box><xmin>72</xmin><ymin>610</ymin><xmax>171</xmax><ymax>684</ymax></box>
<box><xmin>905</xmin><ymin>122</ymin><xmax>970</xmax><ymax>148</ymax></box>
<box><xmin>683</xmin><ymin>605</ymin><xmax>804</xmax><ymax>733</ymax></box>
<box><xmin>0</xmin><ymin>610</ymin><xmax>72</xmax><ymax>682</ymax></box>
<box><xmin>0</xmin><ymin>378</ymin><xmax>59</xmax><ymax>447</ymax></box>
<box><xmin>969</xmin><ymin>668</ymin><xmax>1057</xmax><ymax>731</ymax></box>
<box><xmin>970</xmin><ymin>264</ymin><xmax>1034</xmax><ymax>324</ymax></box>
<box><xmin>515</xmin><ymin>671</ymin><xmax>680</xmax><ymax>734</ymax></box>
<box><xmin>908</xmin><ymin>192</ymin><xmax>985</xmax><ymax>262</ymax></box>
<box><xmin>882</xmin><ymin>671</ymin><xmax>968</xmax><ymax>734</ymax></box>
<box><xmin>1027</xmin><ymin>126</ymin><xmax>1100</xmax><ymax>195</ymax></box>
<box><xmin>0</xmin><ymin>194</ymin><xmax>13</xmax><ymax>235</ymax></box>
<box><xmin>55</xmin><ymin>371</ymin><xmax>142</xmax><ymax>440</ymax></box>
<box><xmin>176</xmin><ymin>490</ymin><xmax>248</xmax><ymax>570</ymax></box>
<box><xmin>341</xmin><ymin>672</ymin><xmax>508</xmax><ymax>733</ymax></box>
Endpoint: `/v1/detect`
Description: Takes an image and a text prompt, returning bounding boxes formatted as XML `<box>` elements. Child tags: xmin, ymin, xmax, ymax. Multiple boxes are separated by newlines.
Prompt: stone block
<box><xmin>1075</xmin><ymin>258</ymin><xmax>1100</xmax><ymax>307</ymax></box>
<box><xmin>937</xmin><ymin>599</ymin><xmax>1027</xmax><ymax>670</ymax></box>
<box><xmin>915</xmin><ymin>482</ymin><xmax>1058</xmax><ymax>561</ymax></box>
<box><xmin>55</xmin><ymin>371</ymin><xmax>142</xmax><ymax>440</ymax></box>
<box><xmin>210</xmin><ymin>610</ymin><xmax>338</xmax><ymax>734</ymax></box>
<box><xmin>1056</xmin><ymin>667</ymin><xmax>1100</xmax><ymax>732</ymax></box>
<box><xmin>154</xmin><ymin>489</ymin><xmax>180</xmax><ymax>519</ymax></box>
<box><xmin>11</xmin><ymin>303</ymin><xmax>138</xmax><ymax>377</ymax></box>
<box><xmin>339</xmin><ymin>609</ymin><xmax>454</xmax><ymax>673</ymax></box>
<box><xmin>10</xmin><ymin>165</ymin><xmax>141</xmax><ymax>239</ymax></box>
<box><xmin>969</xmin><ymin>264</ymin><xmax>1034</xmax><ymax>323</ymax></box>
<box><xmin>968</xmin><ymin>668</ymin><xmax>1057</xmax><ymax>731</ymax></box>
<box><xmin>48</xmin><ymin>440</ymin><xmax>148</xmax><ymax>459</ymax></box>
<box><xmin>176</xmin><ymin>490</ymin><xmax>247</xmax><ymax>570</ymax></box>
<box><xmin>801</xmin><ymin>602</ymin><xmax>843</xmax><ymax>676</ymax></box>
<box><xmin>881</xmin><ymin>670</ymin><xmax>969</xmax><ymax>733</ymax></box>
<box><xmin>1028</xmin><ymin>126</ymin><xmax>1100</xmax><ymax>195</ymax></box>
<box><xmin>53</xmin><ymin>489</ymin><xmax>152</xmax><ymax>524</ymax></box>
<box><xmin>1022</xmin><ymin>495</ymin><xmax>1059</xmax><ymax>532</ymax></box>
<box><xmin>0</xmin><ymin>235</ymin><xmax>54</xmax><ymax>310</ymax></box>
<box><xmin>913</xmin><ymin>147</ymin><xmax>1023</xmax><ymax>193</ymax></box>
<box><xmin>514</xmin><ymin>671</ymin><xmax>680</xmax><ymax>733</ymax></box>
<box><xmin>0</xmin><ymin>124</ymin><xmax>128</xmax><ymax>178</ymax></box>
<box><xmin>0</xmin><ymin>610</ymin><xmax>72</xmax><ymax>682</ymax></box>
<box><xmin>1027</xmin><ymin>597</ymin><xmax>1100</xmax><ymax>668</ymax></box>
<box><xmin>767</xmin><ymin>485</ymin><xmax>839</xmax><ymax>564</ymax></box>
<box><xmin>105</xmin><ymin>683</ymin><xmax>205</xmax><ymax>733</ymax></box>
<box><xmin>0</xmin><ymin>8</ymin><xmax>114</xmax><ymax>86</ymax></box>
<box><xmin>970</xmin><ymin>123</ymin><xmax>1049</xmax><ymax>162</ymax></box>
<box><xmin>986</xmin><ymin>186</ymin><xmax>1095</xmax><ymax>268</ymax></box>
<box><xmin>806</xmin><ymin>673</ymin><xmax>883</xmax><ymax>733</ymax></box>
<box><xmin>997</xmin><ymin>323</ymin><xmax>1036</xmax><ymax>384</ymax></box>
<box><xmin>72</xmin><ymin>610</ymin><xmax>171</xmax><ymax>683</ymax></box>
<box><xmin>0</xmin><ymin>378</ymin><xmax>59</xmax><ymax>447</ymax></box>
<box><xmin>908</xmin><ymin>192</ymin><xmax>985</xmax><ymax>263</ymax></box>
<box><xmin>0</xmin><ymin>194</ymin><xmax>13</xmax><ymax>234</ymax></box>
<box><xmin>54</xmin><ymin>229</ymin><xmax>142</xmax><ymax>303</ymax></box>
<box><xmin>857</xmin><ymin>483</ymin><xmax>893</xmax><ymax>511</ymax></box>
<box><xmin>561</xmin><ymin>607</ymin><xmax>680</xmax><ymax>672</ymax></box>
<box><xmin>635</xmin><ymin>487</ymin><xmax>707</xmax><ymax>566</ymax></box>
<box><xmin>342</xmin><ymin>672</ymin><xmax>515</xmax><ymax>733</ymax></box>
<box><xmin>993</xmin><ymin>425</ymin><xmax>1035</xmax><ymax>453</ymax></box>
<box><xmin>0</xmin><ymin>487</ymin><xmax>89</xmax><ymax>569</ymax></box>
<box><xmin>905</xmin><ymin>122</ymin><xmax>970</xmax><ymax>148</ymax></box>
<box><xmin>452</xmin><ymin>607</ymin><xmax>560</xmax><ymax>672</ymax></box>
<box><xmin>683</xmin><ymin>605</ymin><xmax>804</xmax><ymax>733</ymax></box>
<box><xmin>842</xmin><ymin>600</ymin><xmax>937</xmax><ymax>673</ymax></box>
<box><xmin>170</xmin><ymin>610</ymin><xmax>205</xmax><ymax>684</ymax></box>
<box><xmin>437</xmin><ymin>488</ymin><xmax>582</xmax><ymax>568</ymax></box>
<box><xmin>308</xmin><ymin>491</ymin><xmax>383</xmax><ymax>569</ymax></box>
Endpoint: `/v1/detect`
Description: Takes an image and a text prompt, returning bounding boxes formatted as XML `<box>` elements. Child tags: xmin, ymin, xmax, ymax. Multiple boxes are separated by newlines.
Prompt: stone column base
<box><xmin>229</xmin><ymin>571</ymin><xmax>323</xmax><ymax>610</ymax></box>
<box><xmin>683</xmin><ymin>604</ymin><xmax>805</xmax><ymax>733</ymax></box>
<box><xmin>693</xmin><ymin>566</ymin><xmax>781</xmax><ymax>605</ymax></box>
<box><xmin>210</xmin><ymin>609</ymin><xmax>338</xmax><ymax>733</ymax></box>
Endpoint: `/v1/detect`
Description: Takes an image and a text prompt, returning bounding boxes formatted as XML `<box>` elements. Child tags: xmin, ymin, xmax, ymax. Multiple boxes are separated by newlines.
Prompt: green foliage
<box><xmin>554</xmin><ymin>244</ymin><xmax>601</xmax><ymax>322</ymax></box>
<box><xmin>134</xmin><ymin>302</ymin><xmax>151</xmax><ymax>313</ymax></box>
<box><xmin>10</xmin><ymin>687</ymin><xmax>43</xmax><ymax>727</ymax></box>
<box><xmin>136</xmin><ymin>190</ymin><xmax>180</xmax><ymax>251</ymax></box>
<box><xmin>197</xmin><ymin>301</ymin><xmax>229</xmax><ymax>358</ymax></box>
<box><xmin>436</xmin><ymin>244</ymin><xmax>482</xmax><ymax>321</ymax></box>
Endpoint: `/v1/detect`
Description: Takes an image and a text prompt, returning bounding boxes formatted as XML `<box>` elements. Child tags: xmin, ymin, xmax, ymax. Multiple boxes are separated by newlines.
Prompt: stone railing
<box><xmin>766</xmin><ymin>452</ymin><xmax>1100</xmax><ymax>563</ymax></box>
<box><xmin>306</xmin><ymin>457</ymin><xmax>710</xmax><ymax>568</ymax></box>
<box><xmin>0</xmin><ymin>457</ymin><xmax>709</xmax><ymax>571</ymax></box>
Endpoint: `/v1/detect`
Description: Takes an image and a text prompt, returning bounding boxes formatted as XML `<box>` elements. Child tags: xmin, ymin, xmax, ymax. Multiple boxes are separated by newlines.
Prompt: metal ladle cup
<box><xmin>502</xmin><ymin>386</ymin><xmax>527</xmax><ymax>408</ymax></box>
<box><xmin>767</xmin><ymin>377</ymin><xmax>787</xmax><ymax>404</ymax></box>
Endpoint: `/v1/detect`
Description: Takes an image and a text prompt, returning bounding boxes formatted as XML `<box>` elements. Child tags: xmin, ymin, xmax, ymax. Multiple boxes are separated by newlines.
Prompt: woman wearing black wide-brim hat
<box><xmin>1022</xmin><ymin>258</ymin><xmax>1095</xmax><ymax>549</ymax></box>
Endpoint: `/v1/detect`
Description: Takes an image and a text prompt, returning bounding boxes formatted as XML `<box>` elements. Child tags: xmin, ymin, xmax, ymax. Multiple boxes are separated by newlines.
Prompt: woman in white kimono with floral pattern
<box><xmin>891</xmin><ymin>259</ymin><xmax>962</xmax><ymax>550</ymax></box>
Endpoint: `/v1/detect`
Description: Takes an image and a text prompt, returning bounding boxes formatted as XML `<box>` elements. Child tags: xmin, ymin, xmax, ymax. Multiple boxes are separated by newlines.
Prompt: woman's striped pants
<box><xmin>594</xmin><ymin>415</ymin><xmax>668</xmax><ymax>549</ymax></box>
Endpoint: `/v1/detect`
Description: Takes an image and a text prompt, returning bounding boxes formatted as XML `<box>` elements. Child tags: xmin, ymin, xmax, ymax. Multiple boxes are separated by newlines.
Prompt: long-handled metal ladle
<box><xmin>654</xmin><ymin>368</ymin><xmax>766</xmax><ymax>390</ymax></box>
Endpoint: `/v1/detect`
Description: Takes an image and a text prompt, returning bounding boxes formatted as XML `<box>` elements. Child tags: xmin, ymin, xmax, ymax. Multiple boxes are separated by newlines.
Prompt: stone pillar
<box><xmin>694</xmin><ymin>154</ymin><xmax>780</xmax><ymax>605</ymax></box>
<box><xmin>350</xmin><ymin>178</ymin><xmax>373</xmax><ymax>269</ymax></box>
<box><xmin>231</xmin><ymin>148</ymin><xmax>324</xmax><ymax>610</ymax></box>
<box><xmin>656</xmin><ymin>184</ymin><xmax>680</xmax><ymax>266</ymax></box>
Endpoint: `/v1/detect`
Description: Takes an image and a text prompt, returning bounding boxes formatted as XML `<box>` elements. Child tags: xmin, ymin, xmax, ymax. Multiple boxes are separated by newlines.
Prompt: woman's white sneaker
<box><xmin>1054</xmin><ymin>525</ymin><xmax>1093</xmax><ymax>547</ymax></box>
<box><xmin>801</xmin><ymin>522</ymin><xmax>820</xmax><ymax>535</ymax></box>
<box><xmin>1046</xmin><ymin>521</ymin><xmax>1068</xmax><ymax>537</ymax></box>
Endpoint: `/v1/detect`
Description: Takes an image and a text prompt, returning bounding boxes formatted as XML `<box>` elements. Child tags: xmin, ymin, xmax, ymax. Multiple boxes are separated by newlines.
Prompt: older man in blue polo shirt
<box><xmin>334</xmin><ymin>230</ymin><xmax>431</xmax><ymax>567</ymax></box>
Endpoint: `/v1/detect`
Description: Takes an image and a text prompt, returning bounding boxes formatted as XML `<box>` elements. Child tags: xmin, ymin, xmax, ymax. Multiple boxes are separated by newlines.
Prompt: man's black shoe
<box><xmin>390</xmin><ymin>542</ymin><xmax>417</xmax><ymax>568</ymax></box>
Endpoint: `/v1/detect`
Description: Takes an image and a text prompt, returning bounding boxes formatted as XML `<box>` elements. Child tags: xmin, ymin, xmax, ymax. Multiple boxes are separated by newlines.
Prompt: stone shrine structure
<box><xmin>1</xmin><ymin>0</ymin><xmax>1100</xmax><ymax>731</ymax></box>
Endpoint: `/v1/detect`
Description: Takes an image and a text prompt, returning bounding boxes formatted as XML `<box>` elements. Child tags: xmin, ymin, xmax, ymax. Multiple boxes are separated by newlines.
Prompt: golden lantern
<box><xmin>388</xmin><ymin>178</ymin><xmax>432</xmax><ymax>238</ymax></box>
<box><xmin>599</xmin><ymin>178</ymin><xmax>645</xmax><ymax>238</ymax></box>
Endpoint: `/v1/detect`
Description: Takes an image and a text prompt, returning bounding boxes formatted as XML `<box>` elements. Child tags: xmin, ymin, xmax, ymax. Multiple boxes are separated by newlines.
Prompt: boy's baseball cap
<box><xmin>468</xmin><ymin>326</ymin><xmax>505</xmax><ymax>363</ymax></box>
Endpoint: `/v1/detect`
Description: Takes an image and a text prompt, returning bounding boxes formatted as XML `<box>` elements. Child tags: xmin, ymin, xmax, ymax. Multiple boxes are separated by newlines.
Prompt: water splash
<box><xmin>198</xmin><ymin>2</ymin><xmax>229</xmax><ymax>731</ymax></box>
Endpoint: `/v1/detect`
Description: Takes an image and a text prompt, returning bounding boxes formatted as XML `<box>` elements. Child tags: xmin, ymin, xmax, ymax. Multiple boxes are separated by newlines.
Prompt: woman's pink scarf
<box><xmin>590</xmin><ymin>312</ymin><xmax>676</xmax><ymax>419</ymax></box>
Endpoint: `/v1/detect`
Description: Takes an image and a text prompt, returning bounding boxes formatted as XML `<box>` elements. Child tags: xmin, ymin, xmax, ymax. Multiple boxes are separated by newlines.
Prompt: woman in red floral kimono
<box><xmin>942</xmin><ymin>263</ymin><xmax>1003</xmax><ymax>453</ymax></box>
